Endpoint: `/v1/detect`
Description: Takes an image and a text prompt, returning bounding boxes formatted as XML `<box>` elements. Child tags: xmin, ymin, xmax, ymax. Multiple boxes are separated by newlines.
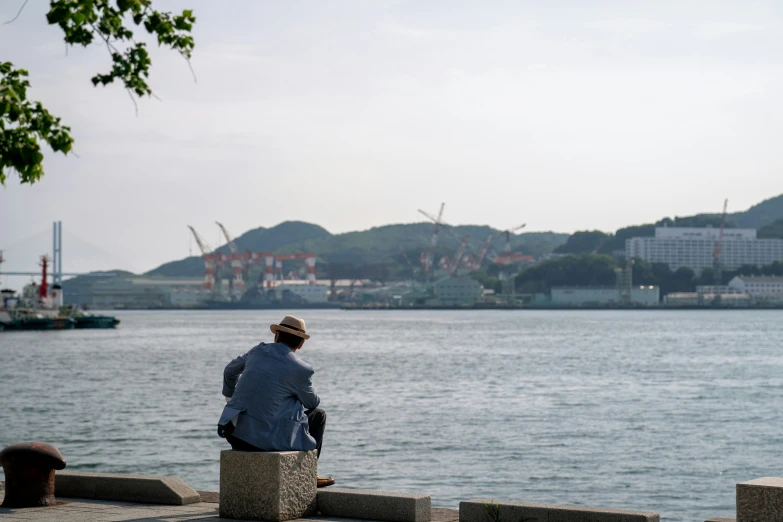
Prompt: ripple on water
<box><xmin>2</xmin><ymin>309</ymin><xmax>782</xmax><ymax>522</ymax></box>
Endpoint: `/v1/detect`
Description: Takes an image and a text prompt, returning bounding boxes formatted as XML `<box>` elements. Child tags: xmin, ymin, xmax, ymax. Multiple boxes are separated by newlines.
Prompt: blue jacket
<box><xmin>218</xmin><ymin>342</ymin><xmax>320</xmax><ymax>451</ymax></box>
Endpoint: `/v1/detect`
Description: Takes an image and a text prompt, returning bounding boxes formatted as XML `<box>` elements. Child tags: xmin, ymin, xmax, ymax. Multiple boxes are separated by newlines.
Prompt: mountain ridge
<box><xmin>554</xmin><ymin>193</ymin><xmax>783</xmax><ymax>255</ymax></box>
<box><xmin>146</xmin><ymin>221</ymin><xmax>568</xmax><ymax>278</ymax></box>
<box><xmin>146</xmin><ymin>193</ymin><xmax>783</xmax><ymax>278</ymax></box>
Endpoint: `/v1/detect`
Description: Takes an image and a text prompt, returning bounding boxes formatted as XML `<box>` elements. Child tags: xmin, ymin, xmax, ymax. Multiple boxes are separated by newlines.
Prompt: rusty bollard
<box><xmin>0</xmin><ymin>442</ymin><xmax>66</xmax><ymax>508</ymax></box>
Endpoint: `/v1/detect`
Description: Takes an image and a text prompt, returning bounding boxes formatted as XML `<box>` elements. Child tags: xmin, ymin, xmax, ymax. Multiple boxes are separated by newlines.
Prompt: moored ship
<box><xmin>0</xmin><ymin>256</ymin><xmax>119</xmax><ymax>331</ymax></box>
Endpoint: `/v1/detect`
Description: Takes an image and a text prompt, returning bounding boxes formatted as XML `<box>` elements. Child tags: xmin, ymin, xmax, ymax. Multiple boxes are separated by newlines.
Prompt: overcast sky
<box><xmin>1</xmin><ymin>0</ymin><xmax>782</xmax><ymax>279</ymax></box>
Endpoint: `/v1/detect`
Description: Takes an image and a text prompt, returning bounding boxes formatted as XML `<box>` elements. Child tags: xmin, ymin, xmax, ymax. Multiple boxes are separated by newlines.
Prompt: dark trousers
<box><xmin>227</xmin><ymin>408</ymin><xmax>326</xmax><ymax>459</ymax></box>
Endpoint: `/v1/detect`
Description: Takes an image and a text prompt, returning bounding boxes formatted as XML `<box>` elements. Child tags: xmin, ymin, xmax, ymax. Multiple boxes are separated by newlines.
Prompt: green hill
<box><xmin>146</xmin><ymin>221</ymin><xmax>568</xmax><ymax>278</ymax></box>
<box><xmin>555</xmin><ymin>194</ymin><xmax>783</xmax><ymax>255</ymax></box>
<box><xmin>232</xmin><ymin>221</ymin><xmax>332</xmax><ymax>252</ymax></box>
<box><xmin>148</xmin><ymin>222</ymin><xmax>332</xmax><ymax>278</ymax></box>
<box><xmin>144</xmin><ymin>193</ymin><xmax>783</xmax><ymax>280</ymax></box>
<box><xmin>758</xmin><ymin>218</ymin><xmax>783</xmax><ymax>239</ymax></box>
<box><xmin>730</xmin><ymin>194</ymin><xmax>783</xmax><ymax>228</ymax></box>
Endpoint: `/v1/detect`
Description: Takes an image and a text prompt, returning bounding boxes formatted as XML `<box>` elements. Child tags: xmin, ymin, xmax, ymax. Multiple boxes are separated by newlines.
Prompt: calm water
<box><xmin>1</xmin><ymin>310</ymin><xmax>782</xmax><ymax>520</ymax></box>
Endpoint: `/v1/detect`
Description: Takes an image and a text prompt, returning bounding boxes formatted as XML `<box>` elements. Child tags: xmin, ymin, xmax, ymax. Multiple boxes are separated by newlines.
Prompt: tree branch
<box><xmin>3</xmin><ymin>0</ymin><xmax>30</xmax><ymax>25</ymax></box>
<box><xmin>185</xmin><ymin>57</ymin><xmax>198</xmax><ymax>84</ymax></box>
<box><xmin>125</xmin><ymin>88</ymin><xmax>139</xmax><ymax>117</ymax></box>
<box><xmin>90</xmin><ymin>23</ymin><xmax>142</xmax><ymax>116</ymax></box>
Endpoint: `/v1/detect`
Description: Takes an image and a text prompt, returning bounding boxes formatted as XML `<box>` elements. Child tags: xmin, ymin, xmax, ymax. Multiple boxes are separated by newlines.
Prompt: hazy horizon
<box><xmin>2</xmin><ymin>1</ymin><xmax>782</xmax><ymax>282</ymax></box>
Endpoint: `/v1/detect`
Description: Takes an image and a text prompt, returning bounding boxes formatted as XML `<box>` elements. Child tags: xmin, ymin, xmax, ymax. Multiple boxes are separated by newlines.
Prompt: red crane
<box><xmin>448</xmin><ymin>234</ymin><xmax>471</xmax><ymax>276</ymax></box>
<box><xmin>492</xmin><ymin>224</ymin><xmax>527</xmax><ymax>265</ymax></box>
<box><xmin>418</xmin><ymin>208</ymin><xmax>473</xmax><ymax>276</ymax></box>
<box><xmin>274</xmin><ymin>253</ymin><xmax>317</xmax><ymax>284</ymax></box>
<box><xmin>469</xmin><ymin>233</ymin><xmax>494</xmax><ymax>271</ymax></box>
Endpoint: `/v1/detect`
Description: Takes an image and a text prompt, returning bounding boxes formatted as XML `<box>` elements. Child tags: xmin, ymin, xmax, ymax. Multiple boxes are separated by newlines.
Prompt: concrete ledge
<box><xmin>737</xmin><ymin>477</ymin><xmax>783</xmax><ymax>522</ymax></box>
<box><xmin>55</xmin><ymin>471</ymin><xmax>200</xmax><ymax>505</ymax></box>
<box><xmin>460</xmin><ymin>499</ymin><xmax>659</xmax><ymax>522</ymax></box>
<box><xmin>317</xmin><ymin>488</ymin><xmax>431</xmax><ymax>522</ymax></box>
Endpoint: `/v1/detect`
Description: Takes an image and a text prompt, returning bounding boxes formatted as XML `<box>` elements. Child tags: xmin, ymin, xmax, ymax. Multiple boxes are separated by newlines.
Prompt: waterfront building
<box><xmin>550</xmin><ymin>286</ymin><xmax>659</xmax><ymax>306</ymax></box>
<box><xmin>695</xmin><ymin>285</ymin><xmax>739</xmax><ymax>295</ymax></box>
<box><xmin>432</xmin><ymin>277</ymin><xmax>483</xmax><ymax>306</ymax></box>
<box><xmin>274</xmin><ymin>283</ymin><xmax>329</xmax><ymax>304</ymax></box>
<box><xmin>625</xmin><ymin>227</ymin><xmax>783</xmax><ymax>274</ymax></box>
<box><xmin>664</xmin><ymin>292</ymin><xmax>752</xmax><ymax>307</ymax></box>
<box><xmin>63</xmin><ymin>276</ymin><xmax>208</xmax><ymax>308</ymax></box>
<box><xmin>728</xmin><ymin>276</ymin><xmax>783</xmax><ymax>301</ymax></box>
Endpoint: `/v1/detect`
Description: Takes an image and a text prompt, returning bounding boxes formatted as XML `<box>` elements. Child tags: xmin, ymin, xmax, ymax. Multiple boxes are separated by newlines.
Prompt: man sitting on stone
<box><xmin>218</xmin><ymin>315</ymin><xmax>334</xmax><ymax>487</ymax></box>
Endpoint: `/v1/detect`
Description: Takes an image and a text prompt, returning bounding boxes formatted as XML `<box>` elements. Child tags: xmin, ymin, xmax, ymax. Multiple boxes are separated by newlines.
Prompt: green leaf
<box><xmin>5</xmin><ymin>1</ymin><xmax>198</xmax><ymax>187</ymax></box>
<box><xmin>1</xmin><ymin>62</ymin><xmax>74</xmax><ymax>186</ymax></box>
<box><xmin>46</xmin><ymin>7</ymin><xmax>68</xmax><ymax>24</ymax></box>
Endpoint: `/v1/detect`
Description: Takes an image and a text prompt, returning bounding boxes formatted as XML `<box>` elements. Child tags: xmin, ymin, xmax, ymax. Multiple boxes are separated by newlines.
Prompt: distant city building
<box><xmin>433</xmin><ymin>277</ymin><xmax>482</xmax><ymax>306</ymax></box>
<box><xmin>63</xmin><ymin>276</ymin><xmax>208</xmax><ymax>308</ymax></box>
<box><xmin>664</xmin><ymin>292</ymin><xmax>751</xmax><ymax>307</ymax></box>
<box><xmin>550</xmin><ymin>286</ymin><xmax>659</xmax><ymax>306</ymax></box>
<box><xmin>654</xmin><ymin>227</ymin><xmax>756</xmax><ymax>241</ymax></box>
<box><xmin>626</xmin><ymin>227</ymin><xmax>783</xmax><ymax>274</ymax></box>
<box><xmin>694</xmin><ymin>285</ymin><xmax>739</xmax><ymax>295</ymax></box>
<box><xmin>274</xmin><ymin>283</ymin><xmax>329</xmax><ymax>304</ymax></box>
<box><xmin>728</xmin><ymin>276</ymin><xmax>783</xmax><ymax>300</ymax></box>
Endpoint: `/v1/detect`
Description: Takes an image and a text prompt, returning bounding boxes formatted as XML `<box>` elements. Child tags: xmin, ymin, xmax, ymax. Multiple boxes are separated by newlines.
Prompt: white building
<box><xmin>664</xmin><ymin>292</ymin><xmax>751</xmax><ymax>307</ymax></box>
<box><xmin>433</xmin><ymin>277</ymin><xmax>483</xmax><ymax>306</ymax></box>
<box><xmin>654</xmin><ymin>227</ymin><xmax>756</xmax><ymax>241</ymax></box>
<box><xmin>274</xmin><ymin>283</ymin><xmax>329</xmax><ymax>304</ymax></box>
<box><xmin>551</xmin><ymin>286</ymin><xmax>659</xmax><ymax>306</ymax></box>
<box><xmin>64</xmin><ymin>276</ymin><xmax>208</xmax><ymax>308</ymax></box>
<box><xmin>626</xmin><ymin>227</ymin><xmax>783</xmax><ymax>274</ymax></box>
<box><xmin>168</xmin><ymin>287</ymin><xmax>211</xmax><ymax>307</ymax></box>
<box><xmin>728</xmin><ymin>276</ymin><xmax>783</xmax><ymax>298</ymax></box>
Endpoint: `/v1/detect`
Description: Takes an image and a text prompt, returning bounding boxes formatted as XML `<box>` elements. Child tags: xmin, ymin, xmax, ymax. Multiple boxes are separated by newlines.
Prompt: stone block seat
<box><xmin>737</xmin><ymin>477</ymin><xmax>783</xmax><ymax>522</ymax></box>
<box><xmin>219</xmin><ymin>449</ymin><xmax>317</xmax><ymax>522</ymax></box>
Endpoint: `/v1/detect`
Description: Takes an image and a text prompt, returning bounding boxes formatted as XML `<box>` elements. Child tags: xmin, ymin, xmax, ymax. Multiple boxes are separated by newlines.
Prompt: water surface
<box><xmin>2</xmin><ymin>309</ymin><xmax>782</xmax><ymax>521</ymax></box>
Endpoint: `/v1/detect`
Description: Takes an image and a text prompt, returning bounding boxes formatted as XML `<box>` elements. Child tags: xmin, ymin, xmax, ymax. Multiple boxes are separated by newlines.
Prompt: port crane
<box><xmin>187</xmin><ymin>226</ymin><xmax>219</xmax><ymax>291</ymax></box>
<box><xmin>399</xmin><ymin>246</ymin><xmax>417</xmax><ymax>279</ymax></box>
<box><xmin>418</xmin><ymin>208</ymin><xmax>474</xmax><ymax>277</ymax></box>
<box><xmin>418</xmin><ymin>203</ymin><xmax>445</xmax><ymax>279</ymax></box>
<box><xmin>467</xmin><ymin>233</ymin><xmax>494</xmax><ymax>271</ymax></box>
<box><xmin>488</xmin><ymin>224</ymin><xmax>530</xmax><ymax>304</ymax></box>
<box><xmin>491</xmin><ymin>224</ymin><xmax>527</xmax><ymax>265</ymax></box>
<box><xmin>712</xmin><ymin>199</ymin><xmax>729</xmax><ymax>285</ymax></box>
<box><xmin>216</xmin><ymin>222</ymin><xmax>246</xmax><ymax>296</ymax></box>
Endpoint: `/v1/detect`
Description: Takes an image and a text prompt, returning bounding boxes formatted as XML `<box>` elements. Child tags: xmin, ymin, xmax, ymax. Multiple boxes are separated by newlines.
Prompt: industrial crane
<box><xmin>216</xmin><ymin>222</ymin><xmax>246</xmax><ymax>296</ymax></box>
<box><xmin>216</xmin><ymin>222</ymin><xmax>239</xmax><ymax>254</ymax></box>
<box><xmin>418</xmin><ymin>209</ymin><xmax>475</xmax><ymax>276</ymax></box>
<box><xmin>187</xmin><ymin>226</ymin><xmax>218</xmax><ymax>291</ymax></box>
<box><xmin>273</xmin><ymin>253</ymin><xmax>317</xmax><ymax>284</ymax></box>
<box><xmin>491</xmin><ymin>224</ymin><xmax>527</xmax><ymax>266</ymax></box>
<box><xmin>448</xmin><ymin>234</ymin><xmax>471</xmax><ymax>276</ymax></box>
<box><xmin>418</xmin><ymin>203</ymin><xmax>445</xmax><ymax>279</ymax></box>
<box><xmin>399</xmin><ymin>246</ymin><xmax>417</xmax><ymax>279</ymax></box>
<box><xmin>486</xmin><ymin>223</ymin><xmax>529</xmax><ymax>304</ymax></box>
<box><xmin>469</xmin><ymin>234</ymin><xmax>494</xmax><ymax>271</ymax></box>
<box><xmin>713</xmin><ymin>199</ymin><xmax>729</xmax><ymax>285</ymax></box>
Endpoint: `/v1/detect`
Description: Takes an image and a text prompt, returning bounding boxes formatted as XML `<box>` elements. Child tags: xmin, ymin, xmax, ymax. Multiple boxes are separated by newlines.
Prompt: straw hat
<box><xmin>270</xmin><ymin>315</ymin><xmax>311</xmax><ymax>340</ymax></box>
